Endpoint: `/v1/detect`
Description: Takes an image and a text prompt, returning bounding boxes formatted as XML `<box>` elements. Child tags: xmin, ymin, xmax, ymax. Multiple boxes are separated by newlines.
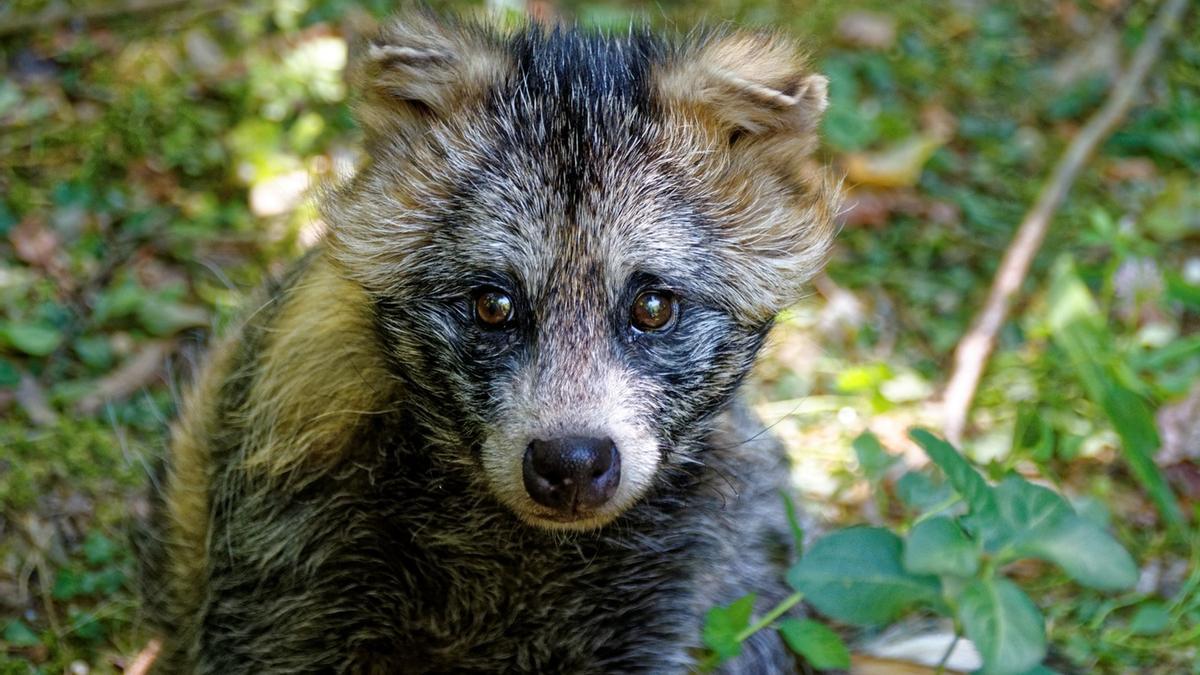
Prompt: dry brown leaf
<box><xmin>844</xmin><ymin>135</ymin><xmax>946</xmax><ymax>188</ymax></box>
<box><xmin>9</xmin><ymin>218</ymin><xmax>60</xmax><ymax>268</ymax></box>
<box><xmin>841</xmin><ymin>188</ymin><xmax>960</xmax><ymax>228</ymax></box>
<box><xmin>837</xmin><ymin>11</ymin><xmax>897</xmax><ymax>50</ymax></box>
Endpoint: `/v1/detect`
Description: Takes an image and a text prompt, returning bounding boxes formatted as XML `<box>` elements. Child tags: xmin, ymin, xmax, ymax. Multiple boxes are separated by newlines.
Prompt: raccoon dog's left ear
<box><xmin>349</xmin><ymin>12</ymin><xmax>506</xmax><ymax>146</ymax></box>
<box><xmin>656</xmin><ymin>30</ymin><xmax>839</xmax><ymax>323</ymax></box>
<box><xmin>657</xmin><ymin>30</ymin><xmax>828</xmax><ymax>143</ymax></box>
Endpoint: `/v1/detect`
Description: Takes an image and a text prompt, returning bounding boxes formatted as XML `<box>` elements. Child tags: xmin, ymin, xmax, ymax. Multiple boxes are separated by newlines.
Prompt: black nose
<box><xmin>523</xmin><ymin>437</ymin><xmax>621</xmax><ymax>512</ymax></box>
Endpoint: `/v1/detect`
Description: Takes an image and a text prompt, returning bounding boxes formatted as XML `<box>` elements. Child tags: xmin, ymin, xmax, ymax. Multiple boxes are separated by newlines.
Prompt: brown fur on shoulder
<box><xmin>239</xmin><ymin>255</ymin><xmax>397</xmax><ymax>480</ymax></box>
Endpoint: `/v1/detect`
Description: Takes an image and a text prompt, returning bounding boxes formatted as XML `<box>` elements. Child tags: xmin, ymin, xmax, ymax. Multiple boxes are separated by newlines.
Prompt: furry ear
<box><xmin>657</xmin><ymin>31</ymin><xmax>838</xmax><ymax>322</ymax></box>
<box><xmin>349</xmin><ymin>13</ymin><xmax>507</xmax><ymax>143</ymax></box>
<box><xmin>657</xmin><ymin>31</ymin><xmax>828</xmax><ymax>139</ymax></box>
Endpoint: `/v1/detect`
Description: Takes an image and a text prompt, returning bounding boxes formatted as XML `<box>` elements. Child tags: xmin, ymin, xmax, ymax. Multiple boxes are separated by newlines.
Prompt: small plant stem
<box><xmin>935</xmin><ymin>632</ymin><xmax>961</xmax><ymax>675</ymax></box>
<box><xmin>699</xmin><ymin>591</ymin><xmax>808</xmax><ymax>672</ymax></box>
<box><xmin>941</xmin><ymin>0</ymin><xmax>1192</xmax><ymax>444</ymax></box>
<box><xmin>735</xmin><ymin>592</ymin><xmax>805</xmax><ymax>642</ymax></box>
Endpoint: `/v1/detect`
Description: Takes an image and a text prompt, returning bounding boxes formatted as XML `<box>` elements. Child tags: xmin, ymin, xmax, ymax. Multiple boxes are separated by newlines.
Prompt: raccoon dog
<box><xmin>139</xmin><ymin>10</ymin><xmax>839</xmax><ymax>674</ymax></box>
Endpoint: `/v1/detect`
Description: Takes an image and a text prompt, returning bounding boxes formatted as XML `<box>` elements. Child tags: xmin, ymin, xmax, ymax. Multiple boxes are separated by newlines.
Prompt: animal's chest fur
<box><xmin>366</xmin><ymin>459</ymin><xmax>713</xmax><ymax>671</ymax></box>
<box><xmin>389</xmin><ymin>531</ymin><xmax>706</xmax><ymax>671</ymax></box>
<box><xmin>199</xmin><ymin>412</ymin><xmax>785</xmax><ymax>674</ymax></box>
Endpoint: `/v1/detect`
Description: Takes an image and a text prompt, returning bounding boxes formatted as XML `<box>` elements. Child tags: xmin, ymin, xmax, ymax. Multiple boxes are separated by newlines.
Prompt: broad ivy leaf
<box><xmin>903</xmin><ymin>516</ymin><xmax>979</xmax><ymax>577</ymax></box>
<box><xmin>993</xmin><ymin>477</ymin><xmax>1073</xmax><ymax>552</ymax></box>
<box><xmin>959</xmin><ymin>578</ymin><xmax>1046</xmax><ymax>675</ymax></box>
<box><xmin>702</xmin><ymin>593</ymin><xmax>756</xmax><ymax>660</ymax></box>
<box><xmin>777</xmin><ymin>618</ymin><xmax>850</xmax><ymax>670</ymax></box>
<box><xmin>896</xmin><ymin>471</ymin><xmax>954</xmax><ymax>512</ymax></box>
<box><xmin>788</xmin><ymin>527</ymin><xmax>940</xmax><ymax>625</ymax></box>
<box><xmin>1013</xmin><ymin>515</ymin><xmax>1137</xmax><ymax>591</ymax></box>
<box><xmin>910</xmin><ymin>429</ymin><xmax>1011</xmax><ymax>546</ymax></box>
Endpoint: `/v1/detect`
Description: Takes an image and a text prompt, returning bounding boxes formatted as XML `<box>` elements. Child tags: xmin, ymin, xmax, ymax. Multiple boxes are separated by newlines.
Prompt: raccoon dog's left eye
<box><xmin>631</xmin><ymin>290</ymin><xmax>677</xmax><ymax>332</ymax></box>
<box><xmin>474</xmin><ymin>288</ymin><xmax>514</xmax><ymax>327</ymax></box>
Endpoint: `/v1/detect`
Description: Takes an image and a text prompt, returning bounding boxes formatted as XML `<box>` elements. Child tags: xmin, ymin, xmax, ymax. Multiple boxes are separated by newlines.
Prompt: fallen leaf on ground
<box><xmin>841</xmin><ymin>188</ymin><xmax>959</xmax><ymax>228</ymax></box>
<box><xmin>9</xmin><ymin>217</ymin><xmax>59</xmax><ymax>268</ymax></box>
<box><xmin>844</xmin><ymin>135</ymin><xmax>947</xmax><ymax>188</ymax></box>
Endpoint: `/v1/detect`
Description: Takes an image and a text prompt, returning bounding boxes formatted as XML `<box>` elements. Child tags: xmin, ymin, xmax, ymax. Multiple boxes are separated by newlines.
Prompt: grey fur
<box><xmin>139</xmin><ymin>12</ymin><xmax>838</xmax><ymax>674</ymax></box>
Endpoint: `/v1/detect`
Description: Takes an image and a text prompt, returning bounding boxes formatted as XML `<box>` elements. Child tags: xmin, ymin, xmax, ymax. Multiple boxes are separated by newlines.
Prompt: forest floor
<box><xmin>1</xmin><ymin>0</ymin><xmax>1197</xmax><ymax>672</ymax></box>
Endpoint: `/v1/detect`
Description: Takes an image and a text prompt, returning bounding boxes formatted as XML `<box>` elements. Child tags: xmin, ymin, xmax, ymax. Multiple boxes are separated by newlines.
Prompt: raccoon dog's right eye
<box><xmin>474</xmin><ymin>288</ymin><xmax>514</xmax><ymax>328</ymax></box>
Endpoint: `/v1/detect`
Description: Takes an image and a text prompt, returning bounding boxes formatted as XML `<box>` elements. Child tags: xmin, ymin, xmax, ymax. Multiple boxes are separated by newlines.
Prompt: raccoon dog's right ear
<box><xmin>349</xmin><ymin>13</ymin><xmax>507</xmax><ymax>144</ymax></box>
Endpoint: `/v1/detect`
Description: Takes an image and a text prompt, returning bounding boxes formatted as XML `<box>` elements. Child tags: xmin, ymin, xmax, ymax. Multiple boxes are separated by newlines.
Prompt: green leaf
<box><xmin>53</xmin><ymin>568</ymin><xmax>84</xmax><ymax>600</ymax></box>
<box><xmin>137</xmin><ymin>300</ymin><xmax>209</xmax><ymax>337</ymax></box>
<box><xmin>788</xmin><ymin>527</ymin><xmax>940</xmax><ymax>625</ymax></box>
<box><xmin>896</xmin><ymin>471</ymin><xmax>954</xmax><ymax>512</ymax></box>
<box><xmin>991</xmin><ymin>476</ymin><xmax>1136</xmax><ymax>589</ymax></box>
<box><xmin>74</xmin><ymin>335</ymin><xmax>115</xmax><ymax>370</ymax></box>
<box><xmin>959</xmin><ymin>578</ymin><xmax>1046</xmax><ymax>675</ymax></box>
<box><xmin>853</xmin><ymin>431</ymin><xmax>897</xmax><ymax>482</ymax></box>
<box><xmin>777</xmin><ymin>618</ymin><xmax>851</xmax><ymax>670</ymax></box>
<box><xmin>780</xmin><ymin>491</ymin><xmax>805</xmax><ymax>556</ymax></box>
<box><xmin>1047</xmin><ymin>258</ymin><xmax>1183</xmax><ymax>532</ymax></box>
<box><xmin>1012</xmin><ymin>405</ymin><xmax>1055</xmax><ymax>462</ymax></box>
<box><xmin>904</xmin><ymin>517</ymin><xmax>979</xmax><ymax>577</ymax></box>
<box><xmin>83</xmin><ymin>531</ymin><xmax>117</xmax><ymax>565</ymax></box>
<box><xmin>2</xmin><ymin>619</ymin><xmax>40</xmax><ymax>647</ymax></box>
<box><xmin>0</xmin><ymin>357</ymin><xmax>19</xmax><ymax>387</ymax></box>
<box><xmin>994</xmin><ymin>477</ymin><xmax>1073</xmax><ymax>545</ymax></box>
<box><xmin>93</xmin><ymin>280</ymin><xmax>147</xmax><ymax>324</ymax></box>
<box><xmin>1128</xmin><ymin>602</ymin><xmax>1171</xmax><ymax>636</ymax></box>
<box><xmin>1</xmin><ymin>322</ymin><xmax>64</xmax><ymax>356</ymax></box>
<box><xmin>909</xmin><ymin>429</ymin><xmax>1008</xmax><ymax>545</ymax></box>
<box><xmin>1013</xmin><ymin>515</ymin><xmax>1137</xmax><ymax>591</ymax></box>
<box><xmin>702</xmin><ymin>594</ymin><xmax>756</xmax><ymax>661</ymax></box>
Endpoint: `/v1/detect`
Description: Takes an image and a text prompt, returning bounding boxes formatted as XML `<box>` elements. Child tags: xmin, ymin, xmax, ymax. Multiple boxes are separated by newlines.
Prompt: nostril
<box><xmin>522</xmin><ymin>436</ymin><xmax>621</xmax><ymax>512</ymax></box>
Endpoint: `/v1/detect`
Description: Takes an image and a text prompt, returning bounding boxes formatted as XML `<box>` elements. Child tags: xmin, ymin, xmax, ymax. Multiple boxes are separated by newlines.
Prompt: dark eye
<box><xmin>474</xmin><ymin>289</ymin><xmax>514</xmax><ymax>327</ymax></box>
<box><xmin>631</xmin><ymin>290</ymin><xmax>676</xmax><ymax>332</ymax></box>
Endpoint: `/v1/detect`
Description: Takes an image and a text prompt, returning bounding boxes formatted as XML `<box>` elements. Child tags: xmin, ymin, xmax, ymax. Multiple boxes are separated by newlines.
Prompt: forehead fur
<box><xmin>324</xmin><ymin>14</ymin><xmax>840</xmax><ymax>323</ymax></box>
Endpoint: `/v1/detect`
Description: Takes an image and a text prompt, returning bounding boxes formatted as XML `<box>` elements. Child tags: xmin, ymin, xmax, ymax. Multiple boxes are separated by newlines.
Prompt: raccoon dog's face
<box><xmin>324</xmin><ymin>14</ymin><xmax>838</xmax><ymax>530</ymax></box>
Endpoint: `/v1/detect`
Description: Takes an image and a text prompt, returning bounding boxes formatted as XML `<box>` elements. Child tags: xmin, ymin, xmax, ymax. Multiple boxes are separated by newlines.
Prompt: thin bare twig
<box><xmin>16</xmin><ymin>372</ymin><xmax>58</xmax><ymax>427</ymax></box>
<box><xmin>75</xmin><ymin>339</ymin><xmax>176</xmax><ymax>416</ymax></box>
<box><xmin>941</xmin><ymin>0</ymin><xmax>1190</xmax><ymax>443</ymax></box>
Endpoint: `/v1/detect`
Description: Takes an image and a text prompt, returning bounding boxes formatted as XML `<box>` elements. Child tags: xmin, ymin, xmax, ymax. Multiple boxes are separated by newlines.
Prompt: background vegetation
<box><xmin>0</xmin><ymin>0</ymin><xmax>1196</xmax><ymax>672</ymax></box>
